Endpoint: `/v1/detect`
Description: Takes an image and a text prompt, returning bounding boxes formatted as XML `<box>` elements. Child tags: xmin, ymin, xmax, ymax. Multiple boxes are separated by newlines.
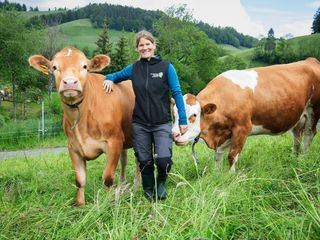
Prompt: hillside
<box><xmin>220</xmin><ymin>33</ymin><xmax>320</xmax><ymax>68</ymax></box>
<box><xmin>58</xmin><ymin>19</ymin><xmax>134</xmax><ymax>52</ymax></box>
<box><xmin>25</xmin><ymin>3</ymin><xmax>257</xmax><ymax>48</ymax></box>
<box><xmin>287</xmin><ymin>32</ymin><xmax>320</xmax><ymax>54</ymax></box>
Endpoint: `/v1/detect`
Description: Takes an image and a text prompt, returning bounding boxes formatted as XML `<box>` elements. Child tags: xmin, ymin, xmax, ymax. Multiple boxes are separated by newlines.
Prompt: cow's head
<box><xmin>28</xmin><ymin>47</ymin><xmax>110</xmax><ymax>102</ymax></box>
<box><xmin>172</xmin><ymin>93</ymin><xmax>218</xmax><ymax>146</ymax></box>
<box><xmin>172</xmin><ymin>94</ymin><xmax>201</xmax><ymax>145</ymax></box>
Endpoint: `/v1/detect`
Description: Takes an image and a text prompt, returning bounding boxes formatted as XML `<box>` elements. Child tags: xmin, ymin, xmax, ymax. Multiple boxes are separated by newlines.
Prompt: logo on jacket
<box><xmin>150</xmin><ymin>72</ymin><xmax>163</xmax><ymax>78</ymax></box>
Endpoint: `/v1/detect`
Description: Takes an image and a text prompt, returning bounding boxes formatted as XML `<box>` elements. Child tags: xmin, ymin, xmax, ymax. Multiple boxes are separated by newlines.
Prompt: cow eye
<box><xmin>83</xmin><ymin>65</ymin><xmax>87</xmax><ymax>69</ymax></box>
<box><xmin>193</xmin><ymin>114</ymin><xmax>197</xmax><ymax>117</ymax></box>
<box><xmin>53</xmin><ymin>66</ymin><xmax>57</xmax><ymax>71</ymax></box>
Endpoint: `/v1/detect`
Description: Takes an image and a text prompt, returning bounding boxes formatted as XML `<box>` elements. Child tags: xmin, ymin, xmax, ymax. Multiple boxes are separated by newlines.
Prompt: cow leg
<box><xmin>119</xmin><ymin>150</ymin><xmax>127</xmax><ymax>183</ymax></box>
<box><xmin>303</xmin><ymin>106</ymin><xmax>315</xmax><ymax>153</ymax></box>
<box><xmin>292</xmin><ymin>127</ymin><xmax>303</xmax><ymax>156</ymax></box>
<box><xmin>134</xmin><ymin>157</ymin><xmax>141</xmax><ymax>186</ymax></box>
<box><xmin>69</xmin><ymin>149</ymin><xmax>86</xmax><ymax>206</ymax></box>
<box><xmin>103</xmin><ymin>138</ymin><xmax>123</xmax><ymax>188</ymax></box>
<box><xmin>228</xmin><ymin>125</ymin><xmax>250</xmax><ymax>173</ymax></box>
<box><xmin>215</xmin><ymin>139</ymin><xmax>231</xmax><ymax>169</ymax></box>
<box><xmin>304</xmin><ymin>108</ymin><xmax>320</xmax><ymax>152</ymax></box>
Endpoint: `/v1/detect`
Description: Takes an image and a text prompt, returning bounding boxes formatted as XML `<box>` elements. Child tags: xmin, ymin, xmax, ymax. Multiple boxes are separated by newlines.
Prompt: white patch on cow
<box><xmin>80</xmin><ymin>62</ymin><xmax>88</xmax><ymax>76</ymax></box>
<box><xmin>221</xmin><ymin>70</ymin><xmax>258</xmax><ymax>91</ymax></box>
<box><xmin>215</xmin><ymin>139</ymin><xmax>231</xmax><ymax>168</ymax></box>
<box><xmin>65</xmin><ymin>48</ymin><xmax>72</xmax><ymax>57</ymax></box>
<box><xmin>249</xmin><ymin>125</ymin><xmax>272</xmax><ymax>135</ymax></box>
<box><xmin>230</xmin><ymin>154</ymin><xmax>239</xmax><ymax>173</ymax></box>
<box><xmin>172</xmin><ymin>94</ymin><xmax>201</xmax><ymax>144</ymax></box>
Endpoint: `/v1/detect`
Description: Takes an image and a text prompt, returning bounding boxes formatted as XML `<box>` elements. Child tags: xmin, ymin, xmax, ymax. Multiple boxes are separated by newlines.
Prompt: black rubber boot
<box><xmin>156</xmin><ymin>172</ymin><xmax>167</xmax><ymax>200</ymax></box>
<box><xmin>141</xmin><ymin>174</ymin><xmax>155</xmax><ymax>202</ymax></box>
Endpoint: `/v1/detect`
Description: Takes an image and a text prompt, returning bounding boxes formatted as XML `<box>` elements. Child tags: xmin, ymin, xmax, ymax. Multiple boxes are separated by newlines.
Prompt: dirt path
<box><xmin>0</xmin><ymin>147</ymin><xmax>67</xmax><ymax>160</ymax></box>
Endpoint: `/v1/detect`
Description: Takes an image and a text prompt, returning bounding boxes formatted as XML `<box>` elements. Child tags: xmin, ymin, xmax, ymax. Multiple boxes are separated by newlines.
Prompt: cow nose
<box><xmin>63</xmin><ymin>79</ymin><xmax>78</xmax><ymax>85</ymax></box>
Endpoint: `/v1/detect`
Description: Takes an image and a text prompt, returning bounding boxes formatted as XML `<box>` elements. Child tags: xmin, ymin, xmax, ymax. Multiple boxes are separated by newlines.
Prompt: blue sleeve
<box><xmin>105</xmin><ymin>64</ymin><xmax>133</xmax><ymax>83</ymax></box>
<box><xmin>167</xmin><ymin>64</ymin><xmax>187</xmax><ymax>125</ymax></box>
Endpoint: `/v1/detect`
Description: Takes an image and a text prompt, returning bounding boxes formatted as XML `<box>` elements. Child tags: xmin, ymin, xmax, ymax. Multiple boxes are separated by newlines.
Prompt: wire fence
<box><xmin>0</xmin><ymin>119</ymin><xmax>63</xmax><ymax>140</ymax></box>
<box><xmin>0</xmin><ymin>100</ymin><xmax>64</xmax><ymax>147</ymax></box>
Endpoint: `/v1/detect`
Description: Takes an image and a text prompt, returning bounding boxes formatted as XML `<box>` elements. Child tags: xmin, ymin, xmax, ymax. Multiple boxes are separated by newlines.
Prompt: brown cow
<box><xmin>29</xmin><ymin>47</ymin><xmax>138</xmax><ymax>206</ymax></box>
<box><xmin>172</xmin><ymin>58</ymin><xmax>320</xmax><ymax>172</ymax></box>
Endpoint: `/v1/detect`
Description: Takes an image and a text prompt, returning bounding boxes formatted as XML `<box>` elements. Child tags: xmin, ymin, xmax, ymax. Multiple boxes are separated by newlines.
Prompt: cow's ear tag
<box><xmin>202</xmin><ymin>103</ymin><xmax>217</xmax><ymax>115</ymax></box>
<box><xmin>40</xmin><ymin>65</ymin><xmax>49</xmax><ymax>75</ymax></box>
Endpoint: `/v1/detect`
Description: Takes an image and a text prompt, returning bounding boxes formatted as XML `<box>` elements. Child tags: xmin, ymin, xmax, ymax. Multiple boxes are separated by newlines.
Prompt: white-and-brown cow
<box><xmin>29</xmin><ymin>47</ymin><xmax>138</xmax><ymax>206</ymax></box>
<box><xmin>172</xmin><ymin>58</ymin><xmax>320</xmax><ymax>172</ymax></box>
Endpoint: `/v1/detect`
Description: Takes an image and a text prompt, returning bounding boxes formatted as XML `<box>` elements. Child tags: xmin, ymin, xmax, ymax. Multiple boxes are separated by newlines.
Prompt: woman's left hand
<box><xmin>103</xmin><ymin>80</ymin><xmax>114</xmax><ymax>93</ymax></box>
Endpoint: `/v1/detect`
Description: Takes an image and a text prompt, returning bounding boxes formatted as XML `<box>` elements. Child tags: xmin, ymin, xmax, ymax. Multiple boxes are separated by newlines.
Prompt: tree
<box><xmin>0</xmin><ymin>11</ymin><xmax>45</xmax><ymax>121</ymax></box>
<box><xmin>42</xmin><ymin>21</ymin><xmax>63</xmax><ymax>101</ymax></box>
<box><xmin>267</xmin><ymin>28</ymin><xmax>275</xmax><ymax>38</ymax></box>
<box><xmin>312</xmin><ymin>7</ymin><xmax>320</xmax><ymax>33</ymax></box>
<box><xmin>94</xmin><ymin>17</ymin><xmax>113</xmax><ymax>55</ymax></box>
<box><xmin>111</xmin><ymin>35</ymin><xmax>129</xmax><ymax>72</ymax></box>
<box><xmin>154</xmin><ymin>5</ymin><xmax>219</xmax><ymax>94</ymax></box>
<box><xmin>265</xmin><ymin>28</ymin><xmax>276</xmax><ymax>52</ymax></box>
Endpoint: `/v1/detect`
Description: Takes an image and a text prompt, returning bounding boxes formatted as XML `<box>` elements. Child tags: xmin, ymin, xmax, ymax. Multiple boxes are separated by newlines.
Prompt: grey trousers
<box><xmin>132</xmin><ymin>122</ymin><xmax>173</xmax><ymax>175</ymax></box>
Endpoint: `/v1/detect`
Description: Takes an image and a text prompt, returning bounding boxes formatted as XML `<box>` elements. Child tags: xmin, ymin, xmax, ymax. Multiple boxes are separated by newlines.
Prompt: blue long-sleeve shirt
<box><xmin>106</xmin><ymin>63</ymin><xmax>187</xmax><ymax>125</ymax></box>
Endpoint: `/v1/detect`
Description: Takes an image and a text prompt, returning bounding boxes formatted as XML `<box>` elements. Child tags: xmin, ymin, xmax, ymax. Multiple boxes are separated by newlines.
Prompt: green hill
<box><xmin>58</xmin><ymin>19</ymin><xmax>134</xmax><ymax>52</ymax></box>
<box><xmin>219</xmin><ymin>44</ymin><xmax>249</xmax><ymax>54</ymax></box>
<box><xmin>287</xmin><ymin>33</ymin><xmax>320</xmax><ymax>53</ymax></box>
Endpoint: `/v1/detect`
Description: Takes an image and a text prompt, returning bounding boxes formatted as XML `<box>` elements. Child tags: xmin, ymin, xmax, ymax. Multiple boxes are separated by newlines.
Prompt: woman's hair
<box><xmin>135</xmin><ymin>30</ymin><xmax>156</xmax><ymax>48</ymax></box>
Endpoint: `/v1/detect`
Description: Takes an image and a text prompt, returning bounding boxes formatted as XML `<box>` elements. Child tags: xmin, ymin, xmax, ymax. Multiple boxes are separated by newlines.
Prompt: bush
<box><xmin>44</xmin><ymin>92</ymin><xmax>63</xmax><ymax>117</ymax></box>
<box><xmin>0</xmin><ymin>114</ymin><xmax>5</xmax><ymax>128</ymax></box>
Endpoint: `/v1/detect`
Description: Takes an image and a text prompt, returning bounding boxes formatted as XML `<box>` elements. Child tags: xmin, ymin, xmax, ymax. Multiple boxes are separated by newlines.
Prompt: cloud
<box><xmin>308</xmin><ymin>1</ymin><xmax>320</xmax><ymax>8</ymax></box>
<box><xmin>278</xmin><ymin>18</ymin><xmax>313</xmax><ymax>37</ymax></box>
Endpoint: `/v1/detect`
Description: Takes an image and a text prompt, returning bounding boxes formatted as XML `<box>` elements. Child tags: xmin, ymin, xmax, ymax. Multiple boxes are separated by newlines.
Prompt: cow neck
<box><xmin>62</xmin><ymin>96</ymin><xmax>85</xmax><ymax>130</ymax></box>
<box><xmin>62</xmin><ymin>97</ymin><xmax>84</xmax><ymax>109</ymax></box>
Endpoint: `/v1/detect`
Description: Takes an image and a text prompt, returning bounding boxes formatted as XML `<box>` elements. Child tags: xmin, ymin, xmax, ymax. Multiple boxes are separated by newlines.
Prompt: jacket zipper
<box><xmin>146</xmin><ymin>63</ymin><xmax>150</xmax><ymax>125</ymax></box>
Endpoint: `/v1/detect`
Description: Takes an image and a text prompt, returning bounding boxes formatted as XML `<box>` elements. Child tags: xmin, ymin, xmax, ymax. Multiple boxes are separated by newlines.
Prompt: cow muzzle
<box><xmin>59</xmin><ymin>77</ymin><xmax>82</xmax><ymax>97</ymax></box>
<box><xmin>173</xmin><ymin>132</ymin><xmax>190</xmax><ymax>146</ymax></box>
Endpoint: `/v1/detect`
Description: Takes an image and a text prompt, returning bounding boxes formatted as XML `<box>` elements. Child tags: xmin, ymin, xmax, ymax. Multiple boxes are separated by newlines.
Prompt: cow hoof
<box><xmin>74</xmin><ymin>201</ymin><xmax>85</xmax><ymax>207</ymax></box>
<box><xmin>104</xmin><ymin>178</ymin><xmax>114</xmax><ymax>188</ymax></box>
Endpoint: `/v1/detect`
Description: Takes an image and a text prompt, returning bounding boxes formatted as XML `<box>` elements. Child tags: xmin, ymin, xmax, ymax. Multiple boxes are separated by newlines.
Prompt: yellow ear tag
<box><xmin>40</xmin><ymin>64</ymin><xmax>49</xmax><ymax>75</ymax></box>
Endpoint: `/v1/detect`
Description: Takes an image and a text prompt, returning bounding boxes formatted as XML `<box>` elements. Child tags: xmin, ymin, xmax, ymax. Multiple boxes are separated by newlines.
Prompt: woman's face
<box><xmin>137</xmin><ymin>37</ymin><xmax>156</xmax><ymax>60</ymax></box>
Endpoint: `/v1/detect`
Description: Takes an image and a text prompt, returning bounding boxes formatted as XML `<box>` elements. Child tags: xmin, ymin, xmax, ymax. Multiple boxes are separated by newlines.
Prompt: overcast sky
<box><xmin>14</xmin><ymin>0</ymin><xmax>320</xmax><ymax>38</ymax></box>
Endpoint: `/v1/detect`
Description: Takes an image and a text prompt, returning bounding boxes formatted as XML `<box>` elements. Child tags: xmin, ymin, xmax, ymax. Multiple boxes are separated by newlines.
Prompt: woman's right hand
<box><xmin>103</xmin><ymin>80</ymin><xmax>114</xmax><ymax>93</ymax></box>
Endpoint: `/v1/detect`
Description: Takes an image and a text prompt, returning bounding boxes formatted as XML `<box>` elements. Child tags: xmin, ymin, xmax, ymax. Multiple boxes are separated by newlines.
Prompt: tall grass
<box><xmin>0</xmin><ymin>118</ymin><xmax>65</xmax><ymax>151</ymax></box>
<box><xmin>0</xmin><ymin>134</ymin><xmax>319</xmax><ymax>239</ymax></box>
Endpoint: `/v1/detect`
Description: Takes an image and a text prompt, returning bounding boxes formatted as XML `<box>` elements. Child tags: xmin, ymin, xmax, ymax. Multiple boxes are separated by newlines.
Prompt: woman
<box><xmin>103</xmin><ymin>30</ymin><xmax>187</xmax><ymax>201</ymax></box>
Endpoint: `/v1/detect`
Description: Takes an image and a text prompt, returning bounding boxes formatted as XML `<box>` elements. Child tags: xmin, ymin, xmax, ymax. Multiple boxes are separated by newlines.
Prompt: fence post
<box><xmin>41</xmin><ymin>101</ymin><xmax>45</xmax><ymax>138</ymax></box>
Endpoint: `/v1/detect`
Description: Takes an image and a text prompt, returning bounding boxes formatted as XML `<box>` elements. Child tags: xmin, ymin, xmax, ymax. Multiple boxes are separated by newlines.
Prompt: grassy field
<box><xmin>219</xmin><ymin>44</ymin><xmax>249</xmax><ymax>55</ymax></box>
<box><xmin>59</xmin><ymin>19</ymin><xmax>135</xmax><ymax>53</ymax></box>
<box><xmin>0</xmin><ymin>133</ymin><xmax>319</xmax><ymax>239</ymax></box>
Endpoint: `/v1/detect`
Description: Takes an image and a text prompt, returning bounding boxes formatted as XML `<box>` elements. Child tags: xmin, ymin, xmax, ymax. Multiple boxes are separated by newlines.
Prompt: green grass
<box><xmin>0</xmin><ymin>101</ymin><xmax>41</xmax><ymax>120</ymax></box>
<box><xmin>219</xmin><ymin>44</ymin><xmax>249</xmax><ymax>55</ymax></box>
<box><xmin>0</xmin><ymin>117</ymin><xmax>65</xmax><ymax>151</ymax></box>
<box><xmin>19</xmin><ymin>10</ymin><xmax>66</xmax><ymax>19</ymax></box>
<box><xmin>218</xmin><ymin>47</ymin><xmax>268</xmax><ymax>68</ymax></box>
<box><xmin>59</xmin><ymin>19</ymin><xmax>135</xmax><ymax>53</ymax></box>
<box><xmin>287</xmin><ymin>33</ymin><xmax>320</xmax><ymax>50</ymax></box>
<box><xmin>0</xmin><ymin>133</ymin><xmax>319</xmax><ymax>239</ymax></box>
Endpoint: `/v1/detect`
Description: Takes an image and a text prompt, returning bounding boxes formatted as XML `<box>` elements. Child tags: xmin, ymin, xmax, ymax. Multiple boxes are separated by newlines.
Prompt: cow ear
<box><xmin>171</xmin><ymin>98</ymin><xmax>175</xmax><ymax>105</ymax></box>
<box><xmin>89</xmin><ymin>55</ymin><xmax>110</xmax><ymax>72</ymax></box>
<box><xmin>28</xmin><ymin>55</ymin><xmax>51</xmax><ymax>75</ymax></box>
<box><xmin>202</xmin><ymin>103</ymin><xmax>217</xmax><ymax>115</ymax></box>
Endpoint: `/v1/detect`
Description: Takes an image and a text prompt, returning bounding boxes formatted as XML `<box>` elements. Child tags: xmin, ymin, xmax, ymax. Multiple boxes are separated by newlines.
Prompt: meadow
<box><xmin>59</xmin><ymin>19</ymin><xmax>135</xmax><ymax>53</ymax></box>
<box><xmin>0</xmin><ymin>133</ymin><xmax>319</xmax><ymax>239</ymax></box>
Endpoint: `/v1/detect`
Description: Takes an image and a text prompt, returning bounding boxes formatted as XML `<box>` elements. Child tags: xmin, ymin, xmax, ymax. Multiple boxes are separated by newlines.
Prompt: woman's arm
<box><xmin>103</xmin><ymin>64</ymin><xmax>133</xmax><ymax>93</ymax></box>
<box><xmin>167</xmin><ymin>64</ymin><xmax>188</xmax><ymax>128</ymax></box>
<box><xmin>106</xmin><ymin>64</ymin><xmax>133</xmax><ymax>83</ymax></box>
